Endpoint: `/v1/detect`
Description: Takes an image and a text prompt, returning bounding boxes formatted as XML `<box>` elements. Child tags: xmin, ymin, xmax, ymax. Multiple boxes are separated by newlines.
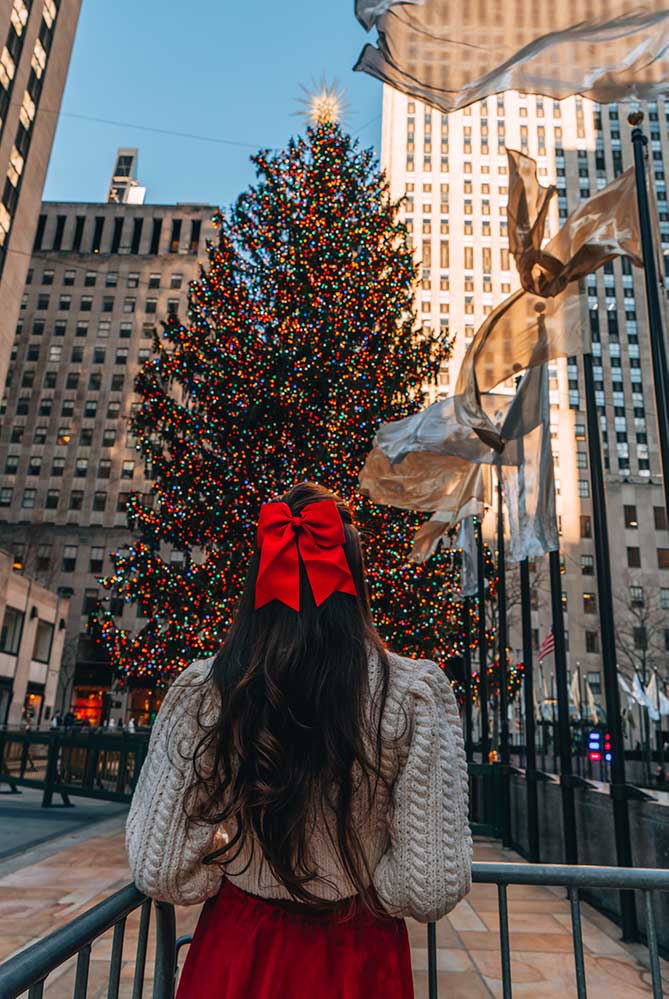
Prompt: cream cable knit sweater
<box><xmin>126</xmin><ymin>651</ymin><xmax>472</xmax><ymax>923</ymax></box>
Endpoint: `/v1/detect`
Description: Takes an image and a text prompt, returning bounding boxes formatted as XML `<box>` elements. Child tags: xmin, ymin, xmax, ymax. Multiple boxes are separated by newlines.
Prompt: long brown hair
<box><xmin>185</xmin><ymin>482</ymin><xmax>391</xmax><ymax>910</ymax></box>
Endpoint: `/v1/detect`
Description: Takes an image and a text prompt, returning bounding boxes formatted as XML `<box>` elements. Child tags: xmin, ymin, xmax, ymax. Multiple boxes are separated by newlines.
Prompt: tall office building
<box><xmin>0</xmin><ymin>154</ymin><xmax>218</xmax><ymax>723</ymax></box>
<box><xmin>381</xmin><ymin>85</ymin><xmax>669</xmax><ymax>706</ymax></box>
<box><xmin>0</xmin><ymin>0</ymin><xmax>82</xmax><ymax>395</ymax></box>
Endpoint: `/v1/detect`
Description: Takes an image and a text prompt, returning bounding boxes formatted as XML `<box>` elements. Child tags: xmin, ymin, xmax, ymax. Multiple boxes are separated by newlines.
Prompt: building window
<box><xmin>93</xmin><ymin>347</ymin><xmax>106</xmax><ymax>364</ymax></box>
<box><xmin>583</xmin><ymin>593</ymin><xmax>597</xmax><ymax>614</ymax></box>
<box><xmin>627</xmin><ymin>547</ymin><xmax>641</xmax><ymax>568</ymax></box>
<box><xmin>120</xmin><ymin>322</ymin><xmax>132</xmax><ymax>338</ymax></box>
<box><xmin>169</xmin><ymin>218</ymin><xmax>182</xmax><ymax>253</ymax></box>
<box><xmin>32</xmin><ymin>620</ymin><xmax>54</xmax><ymax>664</ymax></box>
<box><xmin>111</xmin><ymin>373</ymin><xmax>124</xmax><ymax>391</ymax></box>
<box><xmin>633</xmin><ymin>626</ymin><xmax>648</xmax><ymax>650</ymax></box>
<box><xmin>45</xmin><ymin>489</ymin><xmax>59</xmax><ymax>509</ymax></box>
<box><xmin>80</xmin><ymin>428</ymin><xmax>93</xmax><ymax>446</ymax></box>
<box><xmin>82</xmin><ymin>589</ymin><xmax>98</xmax><ymax>615</ymax></box>
<box><xmin>658</xmin><ymin>549</ymin><xmax>669</xmax><ymax>570</ymax></box>
<box><xmin>62</xmin><ymin>545</ymin><xmax>78</xmax><ymax>572</ymax></box>
<box><xmin>654</xmin><ymin>507</ymin><xmax>668</xmax><ymax>531</ymax></box>
<box><xmin>127</xmin><ymin>272</ymin><xmax>139</xmax><ymax>288</ymax></box>
<box><xmin>121</xmin><ymin>460</ymin><xmax>134</xmax><ymax>479</ymax></box>
<box><xmin>102</xmin><ymin>428</ymin><xmax>116</xmax><ymax>446</ymax></box>
<box><xmin>581</xmin><ymin>554</ymin><xmax>594</xmax><ymax>576</ymax></box>
<box><xmin>33</xmin><ymin>426</ymin><xmax>47</xmax><ymax>444</ymax></box>
<box><xmin>51</xmin><ymin>457</ymin><xmax>65</xmax><ymax>476</ymax></box>
<box><xmin>93</xmin><ymin>491</ymin><xmax>106</xmax><ymax>512</ymax></box>
<box><xmin>84</xmin><ymin>400</ymin><xmax>97</xmax><ymax>419</ymax></box>
<box><xmin>585</xmin><ymin>631</ymin><xmax>599</xmax><ymax>654</ymax></box>
<box><xmin>84</xmin><ymin>270</ymin><xmax>96</xmax><ymax>287</ymax></box>
<box><xmin>27</xmin><ymin>455</ymin><xmax>41</xmax><ymax>476</ymax></box>
<box><xmin>189</xmin><ymin>219</ymin><xmax>201</xmax><ymax>253</ymax></box>
<box><xmin>170</xmin><ymin>273</ymin><xmax>183</xmax><ymax>289</ymax></box>
<box><xmin>578</xmin><ymin>480</ymin><xmax>590</xmax><ymax>499</ymax></box>
<box><xmin>167</xmin><ymin>299</ymin><xmax>179</xmax><ymax>316</ymax></box>
<box><xmin>630</xmin><ymin>585</ymin><xmax>644</xmax><ymax>607</ymax></box>
<box><xmin>117</xmin><ymin>492</ymin><xmax>129</xmax><ymax>513</ymax></box>
<box><xmin>36</xmin><ymin>544</ymin><xmax>52</xmax><ymax>573</ymax></box>
<box><xmin>124</xmin><ymin>298</ymin><xmax>136</xmax><ymax>313</ymax></box>
<box><xmin>69</xmin><ymin>490</ymin><xmax>83</xmax><ymax>511</ymax></box>
<box><xmin>75</xmin><ymin>458</ymin><xmax>88</xmax><ymax>478</ymax></box>
<box><xmin>98</xmin><ymin>459</ymin><xmax>111</xmax><ymax>479</ymax></box>
<box><xmin>624</xmin><ymin>505</ymin><xmax>638</xmax><ymax>528</ymax></box>
<box><xmin>115</xmin><ymin>348</ymin><xmax>128</xmax><ymax>365</ymax></box>
<box><xmin>89</xmin><ymin>547</ymin><xmax>104</xmax><ymax>573</ymax></box>
<box><xmin>576</xmin><ymin>452</ymin><xmax>587</xmax><ymax>470</ymax></box>
<box><xmin>102</xmin><ymin>296</ymin><xmax>114</xmax><ymax>313</ymax></box>
<box><xmin>107</xmin><ymin>400</ymin><xmax>121</xmax><ymax>418</ymax></box>
<box><xmin>22</xmin><ymin>488</ymin><xmax>35</xmax><ymax>508</ymax></box>
<box><xmin>0</xmin><ymin>606</ymin><xmax>24</xmax><ymax>655</ymax></box>
<box><xmin>587</xmin><ymin>672</ymin><xmax>601</xmax><ymax>696</ymax></box>
<box><xmin>80</xmin><ymin>296</ymin><xmax>93</xmax><ymax>312</ymax></box>
<box><xmin>97</xmin><ymin>319</ymin><xmax>111</xmax><ymax>340</ymax></box>
<box><xmin>0</xmin><ymin>488</ymin><xmax>12</xmax><ymax>507</ymax></box>
<box><xmin>105</xmin><ymin>271</ymin><xmax>118</xmax><ymax>288</ymax></box>
<box><xmin>145</xmin><ymin>298</ymin><xmax>157</xmax><ymax>314</ymax></box>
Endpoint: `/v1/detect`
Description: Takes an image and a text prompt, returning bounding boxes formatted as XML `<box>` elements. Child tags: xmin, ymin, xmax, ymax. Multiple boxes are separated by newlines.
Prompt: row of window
<box><xmin>1</xmin><ymin>487</ymin><xmax>139</xmax><ymax>512</ymax></box>
<box><xmin>9</xmin><ymin>424</ymin><xmax>131</xmax><ymax>447</ymax></box>
<box><xmin>23</xmin><ymin>293</ymin><xmax>180</xmax><ymax>315</ymax></box>
<box><xmin>33</xmin><ymin>213</ymin><xmax>202</xmax><ymax>258</ymax></box>
<box><xmin>14</xmin><ymin>396</ymin><xmax>126</xmax><ymax>418</ymax></box>
<box><xmin>0</xmin><ymin>605</ymin><xmax>54</xmax><ymax>662</ymax></box>
<box><xmin>15</xmin><ymin>369</ymin><xmax>128</xmax><ymax>391</ymax></box>
<box><xmin>580</xmin><ymin>548</ymin><xmax>669</xmax><ymax>573</ymax></box>
<box><xmin>17</xmin><ymin>319</ymin><xmax>155</xmax><ymax>339</ymax></box>
<box><xmin>27</xmin><ymin>267</ymin><xmax>184</xmax><ymax>290</ymax></box>
<box><xmin>4</xmin><ymin>455</ymin><xmax>136</xmax><ymax>478</ymax></box>
<box><xmin>0</xmin><ymin>0</ymin><xmax>57</xmax><ymax>276</ymax></box>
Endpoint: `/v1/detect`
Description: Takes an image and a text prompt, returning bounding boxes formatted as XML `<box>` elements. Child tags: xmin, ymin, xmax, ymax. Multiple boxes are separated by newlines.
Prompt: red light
<box><xmin>589</xmin><ymin>751</ymin><xmax>602</xmax><ymax>762</ymax></box>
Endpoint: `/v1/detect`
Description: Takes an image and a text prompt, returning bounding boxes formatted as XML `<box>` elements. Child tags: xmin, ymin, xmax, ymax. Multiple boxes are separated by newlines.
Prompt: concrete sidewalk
<box><xmin>0</xmin><ymin>786</ymin><xmax>127</xmax><ymax>863</ymax></box>
<box><xmin>0</xmin><ymin>825</ymin><xmax>666</xmax><ymax>997</ymax></box>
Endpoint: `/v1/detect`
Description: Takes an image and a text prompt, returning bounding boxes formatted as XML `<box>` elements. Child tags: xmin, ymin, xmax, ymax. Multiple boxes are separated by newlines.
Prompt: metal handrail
<box><xmin>0</xmin><ymin>884</ymin><xmax>176</xmax><ymax>999</ymax></box>
<box><xmin>1</xmin><ymin>862</ymin><xmax>667</xmax><ymax>999</ymax></box>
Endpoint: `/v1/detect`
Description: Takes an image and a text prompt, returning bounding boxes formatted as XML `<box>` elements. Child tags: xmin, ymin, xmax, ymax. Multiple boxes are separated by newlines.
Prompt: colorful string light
<box><xmin>95</xmin><ymin>123</ymin><xmax>500</xmax><ymax>683</ymax></box>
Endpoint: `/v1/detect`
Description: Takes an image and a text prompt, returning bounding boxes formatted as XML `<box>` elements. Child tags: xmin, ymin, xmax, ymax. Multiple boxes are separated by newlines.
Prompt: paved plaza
<box><xmin>0</xmin><ymin>806</ymin><xmax>666</xmax><ymax>998</ymax></box>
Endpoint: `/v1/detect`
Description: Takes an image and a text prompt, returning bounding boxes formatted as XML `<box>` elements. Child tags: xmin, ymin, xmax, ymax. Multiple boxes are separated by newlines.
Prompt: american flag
<box><xmin>538</xmin><ymin>628</ymin><xmax>555</xmax><ymax>662</ymax></box>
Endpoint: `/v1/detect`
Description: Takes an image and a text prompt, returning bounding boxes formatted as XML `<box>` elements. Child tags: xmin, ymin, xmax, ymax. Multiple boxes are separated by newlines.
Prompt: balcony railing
<box><xmin>1</xmin><ymin>862</ymin><xmax>667</xmax><ymax>999</ymax></box>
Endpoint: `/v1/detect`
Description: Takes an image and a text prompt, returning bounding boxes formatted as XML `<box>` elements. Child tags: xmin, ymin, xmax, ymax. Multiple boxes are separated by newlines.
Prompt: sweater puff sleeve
<box><xmin>373</xmin><ymin>658</ymin><xmax>472</xmax><ymax>923</ymax></box>
<box><xmin>126</xmin><ymin>658</ymin><xmax>223</xmax><ymax>906</ymax></box>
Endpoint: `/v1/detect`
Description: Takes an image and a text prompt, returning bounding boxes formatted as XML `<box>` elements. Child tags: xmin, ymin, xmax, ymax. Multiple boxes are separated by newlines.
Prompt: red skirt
<box><xmin>176</xmin><ymin>880</ymin><xmax>414</xmax><ymax>999</ymax></box>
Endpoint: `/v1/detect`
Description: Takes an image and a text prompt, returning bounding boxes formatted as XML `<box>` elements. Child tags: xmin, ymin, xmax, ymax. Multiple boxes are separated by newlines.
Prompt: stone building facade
<box><xmin>0</xmin><ymin>188</ymin><xmax>217</xmax><ymax>722</ymax></box>
<box><xmin>380</xmin><ymin>85</ymin><xmax>669</xmax><ymax>712</ymax></box>
<box><xmin>0</xmin><ymin>0</ymin><xmax>82</xmax><ymax>394</ymax></box>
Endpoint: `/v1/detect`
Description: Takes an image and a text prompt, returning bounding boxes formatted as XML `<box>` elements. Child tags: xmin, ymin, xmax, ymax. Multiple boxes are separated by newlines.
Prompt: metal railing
<box><xmin>0</xmin><ymin>729</ymin><xmax>149</xmax><ymax>806</ymax></box>
<box><xmin>3</xmin><ymin>863</ymin><xmax>666</xmax><ymax>999</ymax></box>
<box><xmin>0</xmin><ymin>884</ymin><xmax>176</xmax><ymax>999</ymax></box>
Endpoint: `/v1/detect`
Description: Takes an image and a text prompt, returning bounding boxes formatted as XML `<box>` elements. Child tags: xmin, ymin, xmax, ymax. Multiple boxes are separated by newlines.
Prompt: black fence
<box><xmin>0</xmin><ymin>728</ymin><xmax>149</xmax><ymax>806</ymax></box>
<box><xmin>1</xmin><ymin>863</ymin><xmax>667</xmax><ymax>999</ymax></box>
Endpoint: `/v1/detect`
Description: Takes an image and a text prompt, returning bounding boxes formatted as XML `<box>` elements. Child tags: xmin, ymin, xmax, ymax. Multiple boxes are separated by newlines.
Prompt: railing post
<box><xmin>41</xmin><ymin>733</ymin><xmax>59</xmax><ymax>808</ymax></box>
<box><xmin>520</xmin><ymin>557</ymin><xmax>540</xmax><ymax>862</ymax></box>
<box><xmin>152</xmin><ymin>901</ymin><xmax>177</xmax><ymax>999</ymax></box>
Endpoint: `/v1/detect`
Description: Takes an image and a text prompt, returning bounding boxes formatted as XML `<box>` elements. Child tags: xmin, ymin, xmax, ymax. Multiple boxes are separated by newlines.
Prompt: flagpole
<box><xmin>496</xmin><ymin>470</ymin><xmax>511</xmax><ymax>847</ymax></box>
<box><xmin>583</xmin><ymin>351</ymin><xmax>637</xmax><ymax>939</ymax></box>
<box><xmin>476</xmin><ymin>517</ymin><xmax>490</xmax><ymax>763</ymax></box>
<box><xmin>548</xmin><ymin>546</ymin><xmax>578</xmax><ymax>865</ymax></box>
<box><xmin>520</xmin><ymin>557</ymin><xmax>540</xmax><ymax>861</ymax></box>
<box><xmin>463</xmin><ymin>596</ymin><xmax>473</xmax><ymax>763</ymax></box>
<box><xmin>628</xmin><ymin>112</ymin><xmax>669</xmax><ymax>519</ymax></box>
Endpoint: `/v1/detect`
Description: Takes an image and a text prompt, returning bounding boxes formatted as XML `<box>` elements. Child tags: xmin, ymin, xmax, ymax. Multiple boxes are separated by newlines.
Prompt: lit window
<box><xmin>0</xmin><ymin>204</ymin><xmax>11</xmax><ymax>245</ymax></box>
<box><xmin>31</xmin><ymin>39</ymin><xmax>47</xmax><ymax>78</ymax></box>
<box><xmin>10</xmin><ymin>1</ymin><xmax>29</xmax><ymax>36</ymax></box>
<box><xmin>0</xmin><ymin>48</ymin><xmax>16</xmax><ymax>90</ymax></box>
<box><xmin>6</xmin><ymin>146</ymin><xmax>24</xmax><ymax>187</ymax></box>
<box><xmin>19</xmin><ymin>91</ymin><xmax>35</xmax><ymax>129</ymax></box>
<box><xmin>42</xmin><ymin>0</ymin><xmax>57</xmax><ymax>28</ymax></box>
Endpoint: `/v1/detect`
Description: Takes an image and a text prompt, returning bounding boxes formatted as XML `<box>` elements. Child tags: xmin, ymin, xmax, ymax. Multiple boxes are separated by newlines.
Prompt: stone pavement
<box><xmin>0</xmin><ymin>811</ymin><xmax>666</xmax><ymax>998</ymax></box>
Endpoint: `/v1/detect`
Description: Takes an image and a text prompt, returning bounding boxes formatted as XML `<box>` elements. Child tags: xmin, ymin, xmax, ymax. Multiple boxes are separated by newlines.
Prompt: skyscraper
<box><xmin>0</xmin><ymin>152</ymin><xmax>218</xmax><ymax>723</ymax></box>
<box><xmin>381</xmin><ymin>85</ymin><xmax>669</xmax><ymax>705</ymax></box>
<box><xmin>0</xmin><ymin>0</ymin><xmax>82</xmax><ymax>395</ymax></box>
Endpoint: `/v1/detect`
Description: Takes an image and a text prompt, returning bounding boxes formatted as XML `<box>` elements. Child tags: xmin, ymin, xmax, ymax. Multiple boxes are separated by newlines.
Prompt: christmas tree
<box><xmin>97</xmin><ymin>118</ymin><xmax>496</xmax><ymax>682</ymax></box>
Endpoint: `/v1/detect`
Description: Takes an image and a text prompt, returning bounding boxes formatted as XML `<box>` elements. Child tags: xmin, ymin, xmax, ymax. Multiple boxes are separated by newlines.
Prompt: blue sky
<box><xmin>44</xmin><ymin>1</ymin><xmax>383</xmax><ymax>210</ymax></box>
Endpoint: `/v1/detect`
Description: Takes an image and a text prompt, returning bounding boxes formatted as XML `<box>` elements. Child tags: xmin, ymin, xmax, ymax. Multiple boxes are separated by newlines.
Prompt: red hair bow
<box><xmin>255</xmin><ymin>500</ymin><xmax>358</xmax><ymax>611</ymax></box>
